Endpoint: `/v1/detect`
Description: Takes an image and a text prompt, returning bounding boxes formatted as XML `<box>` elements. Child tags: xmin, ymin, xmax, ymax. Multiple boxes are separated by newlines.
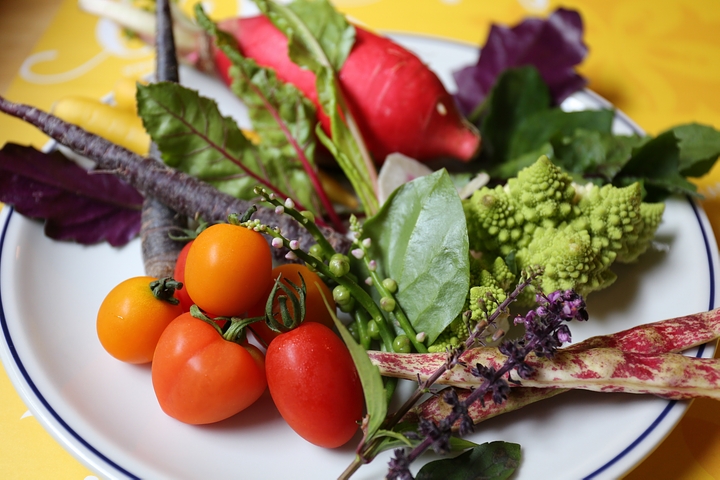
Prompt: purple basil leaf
<box><xmin>453</xmin><ymin>8</ymin><xmax>588</xmax><ymax>117</ymax></box>
<box><xmin>0</xmin><ymin>143</ymin><xmax>143</xmax><ymax>246</ymax></box>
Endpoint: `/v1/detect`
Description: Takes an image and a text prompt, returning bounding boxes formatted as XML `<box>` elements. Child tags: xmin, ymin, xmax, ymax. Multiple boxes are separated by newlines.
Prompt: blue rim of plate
<box><xmin>0</xmin><ymin>206</ymin><xmax>139</xmax><ymax>480</ymax></box>
<box><xmin>0</xmin><ymin>195</ymin><xmax>716</xmax><ymax>479</ymax></box>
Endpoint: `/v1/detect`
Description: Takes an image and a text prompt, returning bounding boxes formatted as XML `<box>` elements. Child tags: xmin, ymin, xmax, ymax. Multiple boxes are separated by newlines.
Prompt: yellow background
<box><xmin>1</xmin><ymin>0</ymin><xmax>720</xmax><ymax>478</ymax></box>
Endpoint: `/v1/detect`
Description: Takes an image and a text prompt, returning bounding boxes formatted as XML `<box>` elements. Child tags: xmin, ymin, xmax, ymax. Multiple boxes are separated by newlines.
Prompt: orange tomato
<box><xmin>184</xmin><ymin>223</ymin><xmax>273</xmax><ymax>317</ymax></box>
<box><xmin>96</xmin><ymin>276</ymin><xmax>183</xmax><ymax>364</ymax></box>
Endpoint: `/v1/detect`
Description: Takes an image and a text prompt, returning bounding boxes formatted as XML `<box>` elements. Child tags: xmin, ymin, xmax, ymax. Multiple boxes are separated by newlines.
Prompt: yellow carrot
<box><xmin>112</xmin><ymin>77</ymin><xmax>142</xmax><ymax>113</ymax></box>
<box><xmin>52</xmin><ymin>96</ymin><xmax>150</xmax><ymax>155</ymax></box>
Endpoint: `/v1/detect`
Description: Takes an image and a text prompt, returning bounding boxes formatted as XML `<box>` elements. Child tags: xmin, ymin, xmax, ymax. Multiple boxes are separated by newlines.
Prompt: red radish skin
<box><xmin>214</xmin><ymin>16</ymin><xmax>480</xmax><ymax>164</ymax></box>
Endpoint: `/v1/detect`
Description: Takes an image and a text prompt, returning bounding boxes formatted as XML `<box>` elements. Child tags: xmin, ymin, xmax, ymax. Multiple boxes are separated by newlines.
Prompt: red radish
<box><xmin>77</xmin><ymin>0</ymin><xmax>481</xmax><ymax>164</ymax></box>
<box><xmin>213</xmin><ymin>16</ymin><xmax>480</xmax><ymax>164</ymax></box>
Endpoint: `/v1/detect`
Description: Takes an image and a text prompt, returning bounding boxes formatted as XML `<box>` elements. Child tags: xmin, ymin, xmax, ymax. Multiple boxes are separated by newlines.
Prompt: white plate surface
<box><xmin>1</xmin><ymin>34</ymin><xmax>719</xmax><ymax>480</ymax></box>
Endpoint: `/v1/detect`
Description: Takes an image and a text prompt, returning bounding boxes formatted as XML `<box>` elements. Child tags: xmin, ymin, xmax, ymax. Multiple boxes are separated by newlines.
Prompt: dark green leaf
<box><xmin>614</xmin><ymin>130</ymin><xmax>698</xmax><ymax>201</ymax></box>
<box><xmin>415</xmin><ymin>442</ymin><xmax>521</xmax><ymax>480</ymax></box>
<box><xmin>480</xmin><ymin>66</ymin><xmax>551</xmax><ymax>166</ymax></box>
<box><xmin>550</xmin><ymin>129</ymin><xmax>646</xmax><ymax>181</ymax></box>
<box><xmin>508</xmin><ymin>108</ymin><xmax>614</xmax><ymax>161</ymax></box>
<box><xmin>363</xmin><ymin>170</ymin><xmax>470</xmax><ymax>343</ymax></box>
<box><xmin>672</xmin><ymin>123</ymin><xmax>720</xmax><ymax>177</ymax></box>
<box><xmin>136</xmin><ymin>82</ymin><xmax>260</xmax><ymax>198</ymax></box>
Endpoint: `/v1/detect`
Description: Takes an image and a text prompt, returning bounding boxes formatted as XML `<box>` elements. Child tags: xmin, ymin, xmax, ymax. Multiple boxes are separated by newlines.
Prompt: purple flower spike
<box><xmin>453</xmin><ymin>8</ymin><xmax>588</xmax><ymax>116</ymax></box>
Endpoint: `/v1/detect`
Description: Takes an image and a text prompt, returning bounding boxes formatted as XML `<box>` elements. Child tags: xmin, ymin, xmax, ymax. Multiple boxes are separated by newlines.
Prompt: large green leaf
<box><xmin>253</xmin><ymin>0</ymin><xmax>355</xmax><ymax>72</ymax></box>
<box><xmin>507</xmin><ymin>108</ymin><xmax>614</xmax><ymax>162</ymax></box>
<box><xmin>614</xmin><ymin>129</ymin><xmax>698</xmax><ymax>201</ymax></box>
<box><xmin>480</xmin><ymin>66</ymin><xmax>551</xmax><ymax>166</ymax></box>
<box><xmin>362</xmin><ymin>170</ymin><xmax>469</xmax><ymax>344</ymax></box>
<box><xmin>415</xmin><ymin>442</ymin><xmax>521</xmax><ymax>480</ymax></box>
<box><xmin>673</xmin><ymin>123</ymin><xmax>720</xmax><ymax>177</ymax></box>
<box><xmin>136</xmin><ymin>82</ymin><xmax>260</xmax><ymax>198</ymax></box>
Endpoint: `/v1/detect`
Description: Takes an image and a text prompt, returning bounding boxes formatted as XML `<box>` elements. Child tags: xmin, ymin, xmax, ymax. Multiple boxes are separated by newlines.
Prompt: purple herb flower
<box><xmin>453</xmin><ymin>8</ymin><xmax>588</xmax><ymax>117</ymax></box>
<box><xmin>387</xmin><ymin>287</ymin><xmax>588</xmax><ymax>478</ymax></box>
<box><xmin>387</xmin><ymin>449</ymin><xmax>414</xmax><ymax>480</ymax></box>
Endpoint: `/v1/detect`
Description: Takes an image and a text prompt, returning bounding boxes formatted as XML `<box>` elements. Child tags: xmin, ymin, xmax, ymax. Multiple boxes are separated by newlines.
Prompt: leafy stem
<box><xmin>350</xmin><ymin>218</ymin><xmax>427</xmax><ymax>353</ymax></box>
<box><xmin>254</xmin><ymin>0</ymin><xmax>379</xmax><ymax>215</ymax></box>
<box><xmin>196</xmin><ymin>5</ymin><xmax>345</xmax><ymax>233</ymax></box>
<box><xmin>250</xmin><ymin>187</ymin><xmax>396</xmax><ymax>353</ymax></box>
<box><xmin>340</xmin><ymin>269</ymin><xmax>548</xmax><ymax>480</ymax></box>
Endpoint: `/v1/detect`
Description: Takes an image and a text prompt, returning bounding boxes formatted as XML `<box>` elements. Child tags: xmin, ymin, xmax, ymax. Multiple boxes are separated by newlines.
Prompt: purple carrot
<box><xmin>0</xmin><ymin>95</ymin><xmax>351</xmax><ymax>256</ymax></box>
<box><xmin>140</xmin><ymin>0</ymin><xmax>186</xmax><ymax>278</ymax></box>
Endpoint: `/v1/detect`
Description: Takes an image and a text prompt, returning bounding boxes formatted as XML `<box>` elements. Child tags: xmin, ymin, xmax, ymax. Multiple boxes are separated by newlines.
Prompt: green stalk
<box><xmin>360</xmin><ymin>258</ymin><xmax>427</xmax><ymax>353</ymax></box>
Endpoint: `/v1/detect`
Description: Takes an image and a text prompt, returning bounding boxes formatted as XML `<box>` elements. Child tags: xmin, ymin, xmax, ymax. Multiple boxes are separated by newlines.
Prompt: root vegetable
<box><xmin>51</xmin><ymin>96</ymin><xmax>150</xmax><ymax>155</ymax></box>
<box><xmin>140</xmin><ymin>0</ymin><xmax>186</xmax><ymax>279</ymax></box>
<box><xmin>78</xmin><ymin>0</ymin><xmax>481</xmax><ymax>164</ymax></box>
<box><xmin>0</xmin><ymin>95</ymin><xmax>351</xmax><ymax>256</ymax></box>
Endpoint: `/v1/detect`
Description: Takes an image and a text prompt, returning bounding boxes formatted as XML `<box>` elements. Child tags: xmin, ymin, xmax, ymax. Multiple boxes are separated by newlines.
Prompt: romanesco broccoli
<box><xmin>463</xmin><ymin>155</ymin><xmax>665</xmax><ymax>305</ymax></box>
<box><xmin>428</xmin><ymin>257</ymin><xmax>512</xmax><ymax>352</ymax></box>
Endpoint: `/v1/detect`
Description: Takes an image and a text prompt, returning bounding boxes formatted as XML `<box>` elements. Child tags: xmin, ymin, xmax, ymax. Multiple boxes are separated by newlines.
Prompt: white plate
<box><xmin>1</xmin><ymin>34</ymin><xmax>718</xmax><ymax>480</ymax></box>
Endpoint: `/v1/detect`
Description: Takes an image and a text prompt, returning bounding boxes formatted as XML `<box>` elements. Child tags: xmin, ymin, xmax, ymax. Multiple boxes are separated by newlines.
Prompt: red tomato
<box><xmin>248</xmin><ymin>263</ymin><xmax>336</xmax><ymax>346</ymax></box>
<box><xmin>184</xmin><ymin>223</ymin><xmax>272</xmax><ymax>317</ymax></box>
<box><xmin>265</xmin><ymin>323</ymin><xmax>363</xmax><ymax>448</ymax></box>
<box><xmin>173</xmin><ymin>241</ymin><xmax>194</xmax><ymax>312</ymax></box>
<box><xmin>152</xmin><ymin>312</ymin><xmax>267</xmax><ymax>424</ymax></box>
<box><xmin>97</xmin><ymin>276</ymin><xmax>183</xmax><ymax>364</ymax></box>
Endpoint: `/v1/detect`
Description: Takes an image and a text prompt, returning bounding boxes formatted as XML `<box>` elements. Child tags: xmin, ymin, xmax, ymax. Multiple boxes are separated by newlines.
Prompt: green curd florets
<box><xmin>463</xmin><ymin>155</ymin><xmax>665</xmax><ymax>306</ymax></box>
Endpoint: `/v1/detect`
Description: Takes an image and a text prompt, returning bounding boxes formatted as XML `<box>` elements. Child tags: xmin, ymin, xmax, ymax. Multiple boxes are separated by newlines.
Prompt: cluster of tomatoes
<box><xmin>96</xmin><ymin>223</ymin><xmax>364</xmax><ymax>449</ymax></box>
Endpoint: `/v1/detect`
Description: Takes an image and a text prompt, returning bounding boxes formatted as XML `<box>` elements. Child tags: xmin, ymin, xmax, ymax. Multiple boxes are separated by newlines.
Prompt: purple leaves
<box><xmin>0</xmin><ymin>143</ymin><xmax>143</xmax><ymax>246</ymax></box>
<box><xmin>453</xmin><ymin>8</ymin><xmax>588</xmax><ymax>117</ymax></box>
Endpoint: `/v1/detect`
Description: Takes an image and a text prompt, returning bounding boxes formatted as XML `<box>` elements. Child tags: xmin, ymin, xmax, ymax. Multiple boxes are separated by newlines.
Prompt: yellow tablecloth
<box><xmin>1</xmin><ymin>0</ymin><xmax>720</xmax><ymax>478</ymax></box>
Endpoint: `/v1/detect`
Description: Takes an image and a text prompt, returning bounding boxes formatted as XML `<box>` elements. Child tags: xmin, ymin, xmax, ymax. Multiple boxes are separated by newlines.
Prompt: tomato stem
<box><xmin>149</xmin><ymin>277</ymin><xmax>182</xmax><ymax>305</ymax></box>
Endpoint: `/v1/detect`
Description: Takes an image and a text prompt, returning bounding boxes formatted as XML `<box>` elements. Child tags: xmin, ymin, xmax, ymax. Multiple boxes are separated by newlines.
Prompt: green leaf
<box><xmin>672</xmin><ymin>123</ymin><xmax>720</xmax><ymax>177</ymax></box>
<box><xmin>363</xmin><ymin>170</ymin><xmax>470</xmax><ymax>344</ymax></box>
<box><xmin>507</xmin><ymin>108</ymin><xmax>615</xmax><ymax>162</ymax></box>
<box><xmin>329</xmin><ymin>298</ymin><xmax>387</xmax><ymax>439</ymax></box>
<box><xmin>550</xmin><ymin>129</ymin><xmax>646</xmax><ymax>181</ymax></box>
<box><xmin>254</xmin><ymin>0</ymin><xmax>355</xmax><ymax>72</ymax></box>
<box><xmin>415</xmin><ymin>442</ymin><xmax>521</xmax><ymax>480</ymax></box>
<box><xmin>480</xmin><ymin>66</ymin><xmax>552</xmax><ymax>166</ymax></box>
<box><xmin>371</xmin><ymin>426</ymin><xmax>479</xmax><ymax>456</ymax></box>
<box><xmin>195</xmin><ymin>5</ymin><xmax>321</xmax><ymax>213</ymax></box>
<box><xmin>136</xmin><ymin>82</ymin><xmax>260</xmax><ymax>198</ymax></box>
<box><xmin>615</xmin><ymin>129</ymin><xmax>698</xmax><ymax>201</ymax></box>
<box><xmin>253</xmin><ymin>0</ymin><xmax>379</xmax><ymax>215</ymax></box>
